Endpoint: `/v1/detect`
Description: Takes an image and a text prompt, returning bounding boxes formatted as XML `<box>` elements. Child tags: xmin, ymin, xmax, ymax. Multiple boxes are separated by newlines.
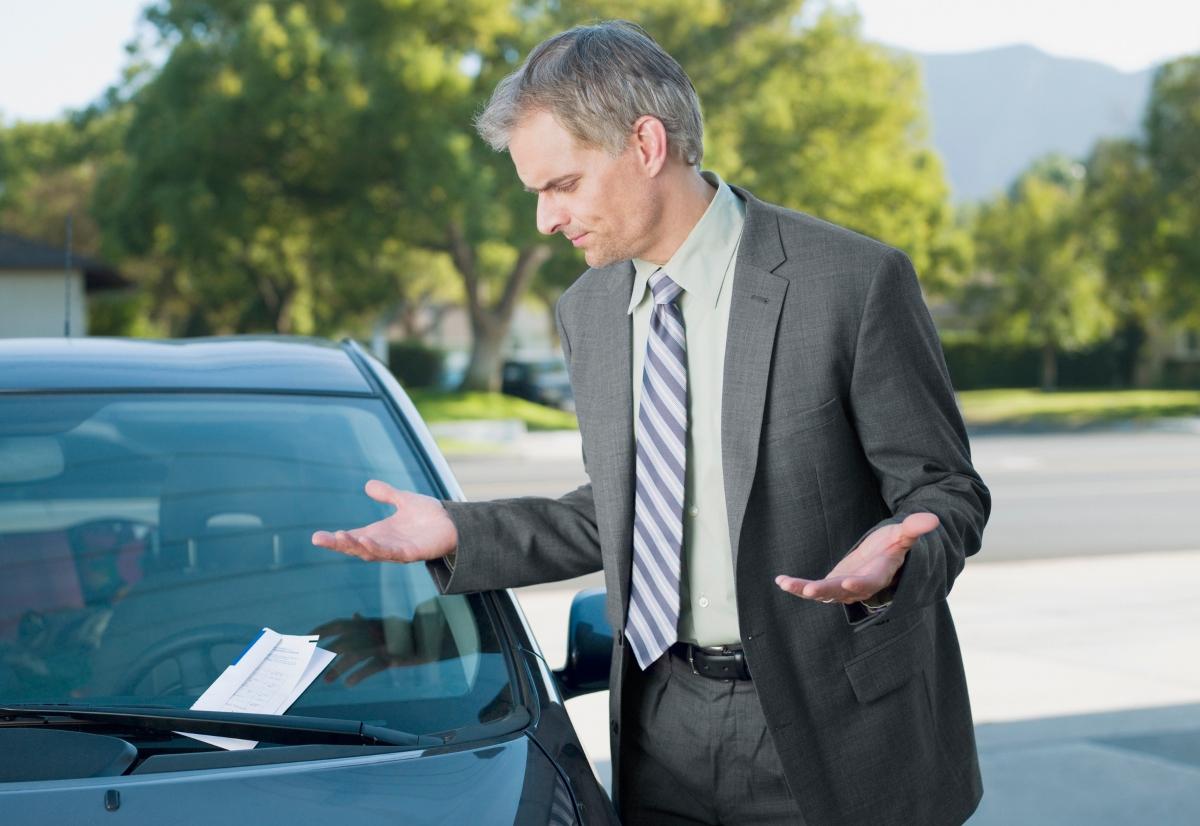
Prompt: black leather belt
<box><xmin>670</xmin><ymin>642</ymin><xmax>752</xmax><ymax>681</ymax></box>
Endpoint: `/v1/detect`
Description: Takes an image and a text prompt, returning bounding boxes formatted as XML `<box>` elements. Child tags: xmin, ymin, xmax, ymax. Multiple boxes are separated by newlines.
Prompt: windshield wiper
<box><xmin>0</xmin><ymin>704</ymin><xmax>441</xmax><ymax>748</ymax></box>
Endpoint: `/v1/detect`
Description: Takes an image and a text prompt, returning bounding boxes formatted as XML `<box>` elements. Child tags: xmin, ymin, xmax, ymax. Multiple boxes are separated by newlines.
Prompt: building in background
<box><xmin>0</xmin><ymin>232</ymin><xmax>128</xmax><ymax>337</ymax></box>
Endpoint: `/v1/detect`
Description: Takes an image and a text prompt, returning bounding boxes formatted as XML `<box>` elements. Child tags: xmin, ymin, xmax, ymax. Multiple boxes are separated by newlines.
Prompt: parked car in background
<box><xmin>0</xmin><ymin>337</ymin><xmax>615</xmax><ymax>825</ymax></box>
<box><xmin>502</xmin><ymin>357</ymin><xmax>575</xmax><ymax>412</ymax></box>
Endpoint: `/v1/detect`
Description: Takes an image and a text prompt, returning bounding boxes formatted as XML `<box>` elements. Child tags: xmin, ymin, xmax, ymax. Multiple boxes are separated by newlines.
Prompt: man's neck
<box><xmin>638</xmin><ymin>169</ymin><xmax>718</xmax><ymax>266</ymax></box>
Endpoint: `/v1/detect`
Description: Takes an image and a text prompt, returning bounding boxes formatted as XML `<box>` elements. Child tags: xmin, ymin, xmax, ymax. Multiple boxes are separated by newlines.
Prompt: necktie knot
<box><xmin>649</xmin><ymin>269</ymin><xmax>683</xmax><ymax>306</ymax></box>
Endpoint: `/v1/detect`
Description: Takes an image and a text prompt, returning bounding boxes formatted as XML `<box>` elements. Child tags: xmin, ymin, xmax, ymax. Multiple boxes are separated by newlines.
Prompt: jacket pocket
<box><xmin>842</xmin><ymin>614</ymin><xmax>932</xmax><ymax>704</ymax></box>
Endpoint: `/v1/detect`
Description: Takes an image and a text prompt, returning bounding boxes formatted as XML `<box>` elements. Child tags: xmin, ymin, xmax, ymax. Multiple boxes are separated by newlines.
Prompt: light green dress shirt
<box><xmin>629</xmin><ymin>170</ymin><xmax>745</xmax><ymax>646</ymax></box>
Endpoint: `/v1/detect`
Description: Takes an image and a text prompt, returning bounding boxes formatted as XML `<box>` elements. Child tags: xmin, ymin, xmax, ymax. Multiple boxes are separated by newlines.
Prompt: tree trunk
<box><xmin>446</xmin><ymin>221</ymin><xmax>551</xmax><ymax>392</ymax></box>
<box><xmin>1133</xmin><ymin>317</ymin><xmax>1169</xmax><ymax>388</ymax></box>
<box><xmin>461</xmin><ymin>316</ymin><xmax>507</xmax><ymax>392</ymax></box>
<box><xmin>1040</xmin><ymin>342</ymin><xmax>1058</xmax><ymax>391</ymax></box>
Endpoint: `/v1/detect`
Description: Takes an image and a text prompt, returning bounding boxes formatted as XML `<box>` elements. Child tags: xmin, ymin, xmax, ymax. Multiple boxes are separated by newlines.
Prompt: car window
<box><xmin>0</xmin><ymin>393</ymin><xmax>516</xmax><ymax>738</ymax></box>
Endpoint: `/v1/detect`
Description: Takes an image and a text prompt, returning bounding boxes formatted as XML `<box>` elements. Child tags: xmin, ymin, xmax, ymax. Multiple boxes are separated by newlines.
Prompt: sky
<box><xmin>1</xmin><ymin>0</ymin><xmax>1198</xmax><ymax>123</ymax></box>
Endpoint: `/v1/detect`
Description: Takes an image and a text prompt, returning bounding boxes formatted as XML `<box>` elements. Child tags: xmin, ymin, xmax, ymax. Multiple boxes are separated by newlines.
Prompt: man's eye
<box><xmin>557</xmin><ymin>182</ymin><xmax>577</xmax><ymax>193</ymax></box>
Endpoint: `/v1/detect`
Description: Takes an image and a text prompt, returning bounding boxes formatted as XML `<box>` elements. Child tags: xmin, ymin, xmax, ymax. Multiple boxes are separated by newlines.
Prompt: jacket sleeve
<box><xmin>427</xmin><ymin>484</ymin><xmax>602</xmax><ymax>594</ymax></box>
<box><xmin>841</xmin><ymin>248</ymin><xmax>991</xmax><ymax>629</ymax></box>
<box><xmin>427</xmin><ymin>293</ymin><xmax>604</xmax><ymax>595</ymax></box>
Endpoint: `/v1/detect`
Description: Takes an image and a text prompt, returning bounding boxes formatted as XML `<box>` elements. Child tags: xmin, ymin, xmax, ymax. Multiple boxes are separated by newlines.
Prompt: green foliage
<box><xmin>958</xmin><ymin>388</ymin><xmax>1200</xmax><ymax>428</ymax></box>
<box><xmin>534</xmin><ymin>1</ymin><xmax>970</xmax><ymax>297</ymax></box>
<box><xmin>0</xmin><ymin>110</ymin><xmax>126</xmax><ymax>256</ymax></box>
<box><xmin>1080</xmin><ymin>137</ymin><xmax>1163</xmax><ymax>322</ymax></box>
<box><xmin>8</xmin><ymin>1</ymin><xmax>972</xmax><ymax>389</ymax></box>
<box><xmin>87</xmin><ymin>291</ymin><xmax>168</xmax><ymax>337</ymax></box>
<box><xmin>1143</xmin><ymin>56</ymin><xmax>1200</xmax><ymax>325</ymax></box>
<box><xmin>387</xmin><ymin>339</ymin><xmax>445</xmax><ymax>389</ymax></box>
<box><xmin>407</xmin><ymin>389</ymin><xmax>578</xmax><ymax>431</ymax></box>
<box><xmin>968</xmin><ymin>153</ymin><xmax>1117</xmax><ymax>387</ymax></box>
<box><xmin>101</xmin><ymin>0</ymin><xmax>516</xmax><ymax>337</ymax></box>
<box><xmin>941</xmin><ymin>329</ymin><xmax>1143</xmax><ymax>390</ymax></box>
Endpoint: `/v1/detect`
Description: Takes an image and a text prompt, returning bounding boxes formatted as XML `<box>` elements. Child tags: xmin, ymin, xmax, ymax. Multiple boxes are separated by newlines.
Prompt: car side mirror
<box><xmin>553</xmin><ymin>588</ymin><xmax>613</xmax><ymax>700</ymax></box>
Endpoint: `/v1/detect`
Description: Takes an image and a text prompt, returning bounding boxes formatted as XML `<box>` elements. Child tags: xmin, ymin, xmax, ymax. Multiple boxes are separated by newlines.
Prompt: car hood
<box><xmin>0</xmin><ymin>735</ymin><xmax>574</xmax><ymax>825</ymax></box>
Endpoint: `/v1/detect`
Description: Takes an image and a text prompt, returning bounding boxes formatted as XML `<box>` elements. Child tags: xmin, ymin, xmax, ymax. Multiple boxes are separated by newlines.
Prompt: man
<box><xmin>314</xmin><ymin>20</ymin><xmax>990</xmax><ymax>826</ymax></box>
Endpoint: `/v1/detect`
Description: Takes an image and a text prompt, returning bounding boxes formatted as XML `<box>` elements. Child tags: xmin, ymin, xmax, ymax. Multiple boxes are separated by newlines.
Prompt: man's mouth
<box><xmin>568</xmin><ymin>232</ymin><xmax>589</xmax><ymax>247</ymax></box>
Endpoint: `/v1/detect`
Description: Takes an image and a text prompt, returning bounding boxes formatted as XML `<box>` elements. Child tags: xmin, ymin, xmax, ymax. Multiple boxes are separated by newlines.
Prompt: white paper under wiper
<box><xmin>179</xmin><ymin>627</ymin><xmax>335</xmax><ymax>750</ymax></box>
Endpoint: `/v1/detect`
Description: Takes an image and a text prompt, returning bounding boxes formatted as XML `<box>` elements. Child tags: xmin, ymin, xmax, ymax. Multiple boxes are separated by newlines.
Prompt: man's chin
<box><xmin>583</xmin><ymin>247</ymin><xmax>624</xmax><ymax>269</ymax></box>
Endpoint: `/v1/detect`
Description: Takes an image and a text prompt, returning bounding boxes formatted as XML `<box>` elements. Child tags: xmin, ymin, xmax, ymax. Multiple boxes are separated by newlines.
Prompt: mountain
<box><xmin>884</xmin><ymin>43</ymin><xmax>1157</xmax><ymax>203</ymax></box>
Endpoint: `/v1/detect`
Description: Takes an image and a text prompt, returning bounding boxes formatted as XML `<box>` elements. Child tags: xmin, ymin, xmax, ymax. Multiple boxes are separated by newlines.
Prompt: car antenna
<box><xmin>63</xmin><ymin>213</ymin><xmax>73</xmax><ymax>337</ymax></box>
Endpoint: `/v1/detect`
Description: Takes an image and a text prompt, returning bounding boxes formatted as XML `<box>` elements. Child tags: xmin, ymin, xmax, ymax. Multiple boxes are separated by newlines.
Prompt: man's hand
<box><xmin>311</xmin><ymin>480</ymin><xmax>458</xmax><ymax>563</ymax></box>
<box><xmin>774</xmin><ymin>512</ymin><xmax>940</xmax><ymax>605</ymax></box>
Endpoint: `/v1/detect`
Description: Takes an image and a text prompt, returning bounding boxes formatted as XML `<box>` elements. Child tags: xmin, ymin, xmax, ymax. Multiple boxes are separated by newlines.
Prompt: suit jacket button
<box><xmin>610</xmin><ymin>721</ymin><xmax>619</xmax><ymax>735</ymax></box>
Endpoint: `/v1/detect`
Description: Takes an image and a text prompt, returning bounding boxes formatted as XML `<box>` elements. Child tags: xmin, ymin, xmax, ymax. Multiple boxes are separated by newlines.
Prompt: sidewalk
<box><xmin>513</xmin><ymin>549</ymin><xmax>1200</xmax><ymax>824</ymax></box>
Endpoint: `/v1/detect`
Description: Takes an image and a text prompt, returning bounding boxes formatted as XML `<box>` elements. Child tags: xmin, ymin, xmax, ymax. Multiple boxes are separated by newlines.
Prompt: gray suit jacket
<box><xmin>432</xmin><ymin>185</ymin><xmax>991</xmax><ymax>826</ymax></box>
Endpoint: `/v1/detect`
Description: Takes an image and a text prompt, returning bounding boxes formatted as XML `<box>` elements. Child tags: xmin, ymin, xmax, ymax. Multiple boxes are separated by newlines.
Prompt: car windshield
<box><xmin>0</xmin><ymin>393</ymin><xmax>517</xmax><ymax>739</ymax></box>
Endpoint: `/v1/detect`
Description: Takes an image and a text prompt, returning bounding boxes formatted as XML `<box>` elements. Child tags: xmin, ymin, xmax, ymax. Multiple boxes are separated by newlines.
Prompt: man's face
<box><xmin>508</xmin><ymin>109</ymin><xmax>661</xmax><ymax>268</ymax></box>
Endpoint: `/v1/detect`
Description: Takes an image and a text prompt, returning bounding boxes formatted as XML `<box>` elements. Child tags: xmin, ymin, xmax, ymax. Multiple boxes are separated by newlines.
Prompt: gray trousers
<box><xmin>618</xmin><ymin>647</ymin><xmax>805</xmax><ymax>825</ymax></box>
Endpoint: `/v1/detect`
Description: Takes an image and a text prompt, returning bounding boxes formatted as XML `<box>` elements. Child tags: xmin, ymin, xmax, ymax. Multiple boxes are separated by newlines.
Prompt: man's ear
<box><xmin>630</xmin><ymin>115</ymin><xmax>668</xmax><ymax>178</ymax></box>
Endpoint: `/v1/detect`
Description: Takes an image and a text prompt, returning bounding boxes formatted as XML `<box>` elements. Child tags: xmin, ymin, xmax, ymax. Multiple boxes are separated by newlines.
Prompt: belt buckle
<box><xmin>691</xmin><ymin>644</ymin><xmax>737</xmax><ymax>681</ymax></box>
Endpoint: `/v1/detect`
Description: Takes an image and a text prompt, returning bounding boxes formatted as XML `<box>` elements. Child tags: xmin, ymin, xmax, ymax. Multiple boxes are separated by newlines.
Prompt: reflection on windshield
<box><xmin>0</xmin><ymin>394</ymin><xmax>515</xmax><ymax>736</ymax></box>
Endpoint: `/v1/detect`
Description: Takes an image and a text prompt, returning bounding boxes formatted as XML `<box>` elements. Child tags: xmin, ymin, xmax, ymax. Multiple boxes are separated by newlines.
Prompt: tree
<box><xmin>1068</xmin><ymin>55</ymin><xmax>1200</xmax><ymax>387</ymax></box>
<box><xmin>98</xmin><ymin>0</ymin><xmax>553</xmax><ymax>380</ymax></box>
<box><xmin>685</xmin><ymin>3</ymin><xmax>968</xmax><ymax>293</ymax></box>
<box><xmin>97</xmin><ymin>0</ymin><xmax>966</xmax><ymax>390</ymax></box>
<box><xmin>970</xmin><ymin>155</ymin><xmax>1116</xmax><ymax>390</ymax></box>
<box><xmin>524</xmin><ymin>1</ymin><xmax>970</xmax><ymax>360</ymax></box>
<box><xmin>103</xmin><ymin>1</ymin><xmax>377</xmax><ymax>335</ymax></box>
<box><xmin>0</xmin><ymin>112</ymin><xmax>125</xmax><ymax>261</ymax></box>
<box><xmin>1143</xmin><ymin>56</ymin><xmax>1200</xmax><ymax>327</ymax></box>
<box><xmin>1079</xmin><ymin>138</ymin><xmax>1163</xmax><ymax>386</ymax></box>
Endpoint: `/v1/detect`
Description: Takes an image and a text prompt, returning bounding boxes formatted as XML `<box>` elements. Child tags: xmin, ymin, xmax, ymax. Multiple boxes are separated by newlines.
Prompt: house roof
<box><xmin>0</xmin><ymin>231</ymin><xmax>129</xmax><ymax>290</ymax></box>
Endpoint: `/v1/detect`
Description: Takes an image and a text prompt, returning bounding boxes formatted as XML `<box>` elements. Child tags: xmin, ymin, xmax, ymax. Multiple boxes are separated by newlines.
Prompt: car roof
<box><xmin>0</xmin><ymin>337</ymin><xmax>376</xmax><ymax>394</ymax></box>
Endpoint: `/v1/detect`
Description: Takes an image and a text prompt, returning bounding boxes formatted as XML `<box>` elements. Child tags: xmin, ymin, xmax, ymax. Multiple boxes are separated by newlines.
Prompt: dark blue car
<box><xmin>0</xmin><ymin>337</ymin><xmax>617</xmax><ymax>825</ymax></box>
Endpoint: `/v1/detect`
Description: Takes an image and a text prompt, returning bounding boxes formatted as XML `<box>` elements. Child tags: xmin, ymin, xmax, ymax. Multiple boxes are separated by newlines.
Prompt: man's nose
<box><xmin>536</xmin><ymin>194</ymin><xmax>567</xmax><ymax>236</ymax></box>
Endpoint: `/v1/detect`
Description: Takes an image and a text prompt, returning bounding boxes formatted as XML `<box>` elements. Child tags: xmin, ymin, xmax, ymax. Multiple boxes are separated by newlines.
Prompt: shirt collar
<box><xmin>627</xmin><ymin>170</ymin><xmax>746</xmax><ymax>315</ymax></box>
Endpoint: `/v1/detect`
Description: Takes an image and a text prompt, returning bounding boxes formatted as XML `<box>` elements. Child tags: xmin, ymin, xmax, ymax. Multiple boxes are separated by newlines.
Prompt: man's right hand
<box><xmin>311</xmin><ymin>480</ymin><xmax>458</xmax><ymax>563</ymax></box>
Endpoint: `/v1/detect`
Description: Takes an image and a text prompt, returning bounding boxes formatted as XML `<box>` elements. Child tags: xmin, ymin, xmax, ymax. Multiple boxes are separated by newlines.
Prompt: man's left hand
<box><xmin>774</xmin><ymin>512</ymin><xmax>939</xmax><ymax>604</ymax></box>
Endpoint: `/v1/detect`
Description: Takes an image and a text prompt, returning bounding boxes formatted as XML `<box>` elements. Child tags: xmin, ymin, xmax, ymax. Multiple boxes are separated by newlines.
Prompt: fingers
<box><xmin>312</xmin><ymin>481</ymin><xmax>404</xmax><ymax>556</ymax></box>
<box><xmin>311</xmin><ymin>529</ymin><xmax>361</xmax><ymax>555</ymax></box>
<box><xmin>312</xmin><ymin>529</ymin><xmax>371</xmax><ymax>555</ymax></box>
<box><xmin>776</xmin><ymin>574</ymin><xmax>855</xmax><ymax>603</ymax></box>
<box><xmin>324</xmin><ymin>650</ymin><xmax>369</xmax><ymax>683</ymax></box>
<box><xmin>775</xmin><ymin>574</ymin><xmax>882</xmax><ymax>604</ymax></box>
<box><xmin>345</xmin><ymin>658</ymin><xmax>392</xmax><ymax>687</ymax></box>
<box><xmin>364</xmin><ymin>479</ymin><xmax>403</xmax><ymax>507</ymax></box>
<box><xmin>311</xmin><ymin>529</ymin><xmax>395</xmax><ymax>561</ymax></box>
<box><xmin>898</xmin><ymin>512</ymin><xmax>940</xmax><ymax>543</ymax></box>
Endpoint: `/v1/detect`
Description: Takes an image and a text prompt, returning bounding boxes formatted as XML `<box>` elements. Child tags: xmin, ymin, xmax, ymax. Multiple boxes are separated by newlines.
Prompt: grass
<box><xmin>957</xmin><ymin>388</ymin><xmax>1200</xmax><ymax>428</ymax></box>
<box><xmin>429</xmin><ymin>437</ymin><xmax>512</xmax><ymax>456</ymax></box>
<box><xmin>408</xmin><ymin>389</ymin><xmax>578</xmax><ymax>431</ymax></box>
<box><xmin>408</xmin><ymin>387</ymin><xmax>1200</xmax><ymax>436</ymax></box>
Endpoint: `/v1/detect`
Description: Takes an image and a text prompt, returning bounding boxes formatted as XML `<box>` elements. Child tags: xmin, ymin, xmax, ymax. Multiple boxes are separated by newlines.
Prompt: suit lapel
<box><xmin>589</xmin><ymin>264</ymin><xmax>635</xmax><ymax>615</ymax></box>
<box><xmin>722</xmin><ymin>190</ymin><xmax>787</xmax><ymax>568</ymax></box>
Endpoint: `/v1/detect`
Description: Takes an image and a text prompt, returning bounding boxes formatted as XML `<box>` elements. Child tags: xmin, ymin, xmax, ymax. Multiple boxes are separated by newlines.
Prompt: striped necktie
<box><xmin>626</xmin><ymin>269</ymin><xmax>687</xmax><ymax>670</ymax></box>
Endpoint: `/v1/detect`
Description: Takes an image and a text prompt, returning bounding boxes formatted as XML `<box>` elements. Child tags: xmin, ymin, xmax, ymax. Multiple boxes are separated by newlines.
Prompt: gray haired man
<box><xmin>315</xmin><ymin>20</ymin><xmax>990</xmax><ymax>826</ymax></box>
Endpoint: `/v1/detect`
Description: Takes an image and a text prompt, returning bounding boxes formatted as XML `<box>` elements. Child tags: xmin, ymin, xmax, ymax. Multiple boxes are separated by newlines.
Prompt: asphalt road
<box><xmin>445</xmin><ymin>425</ymin><xmax>1200</xmax><ymax>563</ymax></box>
